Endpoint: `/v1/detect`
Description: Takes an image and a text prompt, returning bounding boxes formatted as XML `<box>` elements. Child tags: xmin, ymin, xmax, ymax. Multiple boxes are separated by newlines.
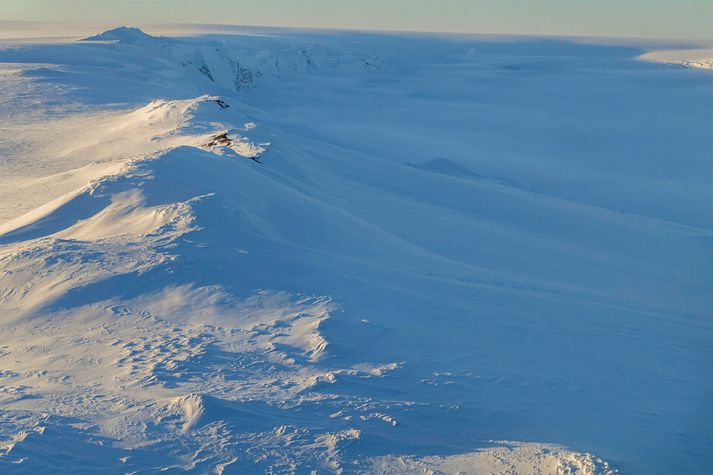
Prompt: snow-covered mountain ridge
<box><xmin>0</xmin><ymin>91</ymin><xmax>613</xmax><ymax>473</ymax></box>
<box><xmin>80</xmin><ymin>26</ymin><xmax>385</xmax><ymax>93</ymax></box>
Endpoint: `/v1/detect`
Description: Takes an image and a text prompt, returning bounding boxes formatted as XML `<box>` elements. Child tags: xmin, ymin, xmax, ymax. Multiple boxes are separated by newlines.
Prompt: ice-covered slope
<box><xmin>0</xmin><ymin>26</ymin><xmax>712</xmax><ymax>474</ymax></box>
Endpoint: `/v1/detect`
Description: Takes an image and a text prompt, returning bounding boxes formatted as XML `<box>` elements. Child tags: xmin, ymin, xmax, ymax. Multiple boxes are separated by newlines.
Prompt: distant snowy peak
<box><xmin>82</xmin><ymin>26</ymin><xmax>159</xmax><ymax>44</ymax></box>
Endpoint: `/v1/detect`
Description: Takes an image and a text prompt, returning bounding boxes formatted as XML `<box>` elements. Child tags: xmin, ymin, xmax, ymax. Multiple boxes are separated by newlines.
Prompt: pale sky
<box><xmin>1</xmin><ymin>0</ymin><xmax>712</xmax><ymax>40</ymax></box>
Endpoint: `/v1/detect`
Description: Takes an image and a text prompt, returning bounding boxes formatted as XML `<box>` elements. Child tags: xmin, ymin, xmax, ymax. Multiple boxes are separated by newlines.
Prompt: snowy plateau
<box><xmin>0</xmin><ymin>24</ymin><xmax>712</xmax><ymax>474</ymax></box>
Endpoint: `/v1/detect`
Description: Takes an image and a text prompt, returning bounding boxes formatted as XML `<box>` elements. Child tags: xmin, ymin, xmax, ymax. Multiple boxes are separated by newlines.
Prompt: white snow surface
<box><xmin>0</xmin><ymin>25</ymin><xmax>712</xmax><ymax>474</ymax></box>
<box><xmin>639</xmin><ymin>47</ymin><xmax>713</xmax><ymax>70</ymax></box>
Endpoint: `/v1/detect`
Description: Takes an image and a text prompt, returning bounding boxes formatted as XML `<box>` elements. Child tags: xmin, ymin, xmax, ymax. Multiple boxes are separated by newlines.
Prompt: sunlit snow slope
<box><xmin>0</xmin><ymin>26</ymin><xmax>712</xmax><ymax>474</ymax></box>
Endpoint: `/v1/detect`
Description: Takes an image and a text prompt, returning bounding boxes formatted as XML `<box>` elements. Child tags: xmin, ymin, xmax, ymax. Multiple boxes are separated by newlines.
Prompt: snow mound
<box><xmin>662</xmin><ymin>58</ymin><xmax>713</xmax><ymax>70</ymax></box>
<box><xmin>370</xmin><ymin>442</ymin><xmax>618</xmax><ymax>475</ymax></box>
<box><xmin>639</xmin><ymin>47</ymin><xmax>713</xmax><ymax>71</ymax></box>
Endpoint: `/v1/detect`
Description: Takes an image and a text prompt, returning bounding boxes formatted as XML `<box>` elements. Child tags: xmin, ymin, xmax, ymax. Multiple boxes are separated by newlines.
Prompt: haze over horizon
<box><xmin>1</xmin><ymin>0</ymin><xmax>713</xmax><ymax>41</ymax></box>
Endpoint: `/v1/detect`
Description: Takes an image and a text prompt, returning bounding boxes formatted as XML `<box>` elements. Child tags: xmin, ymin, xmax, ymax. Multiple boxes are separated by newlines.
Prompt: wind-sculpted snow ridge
<box><xmin>0</xmin><ymin>91</ymin><xmax>617</xmax><ymax>473</ymax></box>
<box><xmin>0</xmin><ymin>94</ymin><xmax>266</xmax><ymax>226</ymax></box>
<box><xmin>0</xmin><ymin>101</ymin><xmax>399</xmax><ymax>472</ymax></box>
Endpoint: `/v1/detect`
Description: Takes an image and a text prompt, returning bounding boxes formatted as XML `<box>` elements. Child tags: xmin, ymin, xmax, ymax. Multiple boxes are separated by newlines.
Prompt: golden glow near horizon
<box><xmin>0</xmin><ymin>0</ymin><xmax>712</xmax><ymax>40</ymax></box>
